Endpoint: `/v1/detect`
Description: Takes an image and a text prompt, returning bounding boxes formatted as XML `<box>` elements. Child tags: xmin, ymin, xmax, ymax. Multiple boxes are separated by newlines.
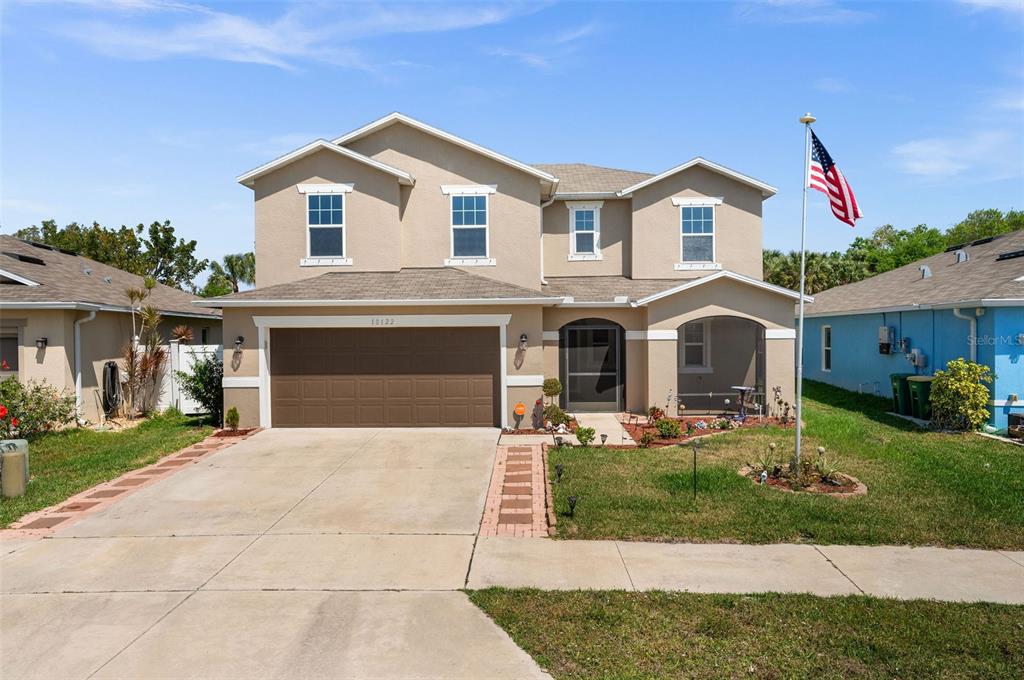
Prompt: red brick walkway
<box><xmin>4</xmin><ymin>429</ymin><xmax>260</xmax><ymax>536</ymax></box>
<box><xmin>479</xmin><ymin>444</ymin><xmax>550</xmax><ymax>537</ymax></box>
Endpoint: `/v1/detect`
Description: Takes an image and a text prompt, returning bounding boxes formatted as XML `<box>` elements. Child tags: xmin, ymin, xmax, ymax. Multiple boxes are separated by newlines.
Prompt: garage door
<box><xmin>270</xmin><ymin>327</ymin><xmax>499</xmax><ymax>427</ymax></box>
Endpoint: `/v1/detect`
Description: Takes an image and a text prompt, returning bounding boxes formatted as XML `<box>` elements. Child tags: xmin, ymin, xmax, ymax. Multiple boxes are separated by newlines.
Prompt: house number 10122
<box><xmin>371</xmin><ymin>317</ymin><xmax>396</xmax><ymax>326</ymax></box>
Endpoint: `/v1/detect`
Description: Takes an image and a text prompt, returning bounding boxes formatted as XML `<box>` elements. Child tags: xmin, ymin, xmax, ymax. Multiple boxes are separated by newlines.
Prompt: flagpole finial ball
<box><xmin>799</xmin><ymin>113</ymin><xmax>817</xmax><ymax>124</ymax></box>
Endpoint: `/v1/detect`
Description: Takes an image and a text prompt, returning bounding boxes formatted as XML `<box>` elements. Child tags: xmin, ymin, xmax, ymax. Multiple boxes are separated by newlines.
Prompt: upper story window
<box><xmin>298</xmin><ymin>184</ymin><xmax>354</xmax><ymax>267</ymax></box>
<box><xmin>567</xmin><ymin>201</ymin><xmax>603</xmax><ymax>261</ymax></box>
<box><xmin>672</xmin><ymin>196</ymin><xmax>723</xmax><ymax>271</ymax></box>
<box><xmin>442</xmin><ymin>185</ymin><xmax>496</xmax><ymax>266</ymax></box>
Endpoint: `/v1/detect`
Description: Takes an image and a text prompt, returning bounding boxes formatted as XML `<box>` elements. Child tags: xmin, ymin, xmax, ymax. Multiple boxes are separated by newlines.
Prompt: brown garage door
<box><xmin>270</xmin><ymin>327</ymin><xmax>499</xmax><ymax>427</ymax></box>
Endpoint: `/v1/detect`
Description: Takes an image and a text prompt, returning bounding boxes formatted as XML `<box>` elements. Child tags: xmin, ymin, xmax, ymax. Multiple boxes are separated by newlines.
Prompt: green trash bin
<box><xmin>890</xmin><ymin>373</ymin><xmax>913</xmax><ymax>415</ymax></box>
<box><xmin>907</xmin><ymin>375</ymin><xmax>934</xmax><ymax>420</ymax></box>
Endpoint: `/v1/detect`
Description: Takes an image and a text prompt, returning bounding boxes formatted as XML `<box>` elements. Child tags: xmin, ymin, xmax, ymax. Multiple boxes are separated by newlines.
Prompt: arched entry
<box><xmin>676</xmin><ymin>316</ymin><xmax>765</xmax><ymax>414</ymax></box>
<box><xmin>559</xmin><ymin>318</ymin><xmax>626</xmax><ymax>412</ymax></box>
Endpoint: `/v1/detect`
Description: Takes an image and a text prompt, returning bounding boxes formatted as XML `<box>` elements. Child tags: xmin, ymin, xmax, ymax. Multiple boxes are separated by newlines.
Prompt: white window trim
<box><xmin>304</xmin><ymin>187</ymin><xmax>350</xmax><ymax>265</ymax></box>
<box><xmin>671</xmin><ymin>196</ymin><xmax>723</xmax><ymax>207</ymax></box>
<box><xmin>447</xmin><ymin>190</ymin><xmax>493</xmax><ymax>266</ymax></box>
<box><xmin>566</xmin><ymin>201</ymin><xmax>603</xmax><ymax>261</ymax></box>
<box><xmin>822</xmin><ymin>325</ymin><xmax>832</xmax><ymax>372</ymax></box>
<box><xmin>679</xmin><ymin>320</ymin><xmax>713</xmax><ymax>374</ymax></box>
<box><xmin>297</xmin><ymin>183</ymin><xmax>354</xmax><ymax>194</ymax></box>
<box><xmin>679</xmin><ymin>202</ymin><xmax>717</xmax><ymax>267</ymax></box>
<box><xmin>440</xmin><ymin>184</ymin><xmax>497</xmax><ymax>195</ymax></box>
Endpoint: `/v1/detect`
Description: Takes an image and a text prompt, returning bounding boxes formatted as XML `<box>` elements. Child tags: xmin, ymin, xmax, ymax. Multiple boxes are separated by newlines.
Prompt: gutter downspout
<box><xmin>539</xmin><ymin>194</ymin><xmax>557</xmax><ymax>286</ymax></box>
<box><xmin>74</xmin><ymin>309</ymin><xmax>98</xmax><ymax>422</ymax></box>
<box><xmin>952</xmin><ymin>307</ymin><xmax>979</xmax><ymax>362</ymax></box>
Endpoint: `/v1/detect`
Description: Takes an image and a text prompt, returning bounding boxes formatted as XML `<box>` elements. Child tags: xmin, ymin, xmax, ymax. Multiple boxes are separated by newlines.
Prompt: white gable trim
<box><xmin>0</xmin><ymin>268</ymin><xmax>40</xmax><ymax>286</ymax></box>
<box><xmin>618</xmin><ymin>158</ymin><xmax>777</xmax><ymax>198</ymax></box>
<box><xmin>237</xmin><ymin>139</ymin><xmax>415</xmax><ymax>187</ymax></box>
<box><xmin>333</xmin><ymin>112</ymin><xmax>558</xmax><ymax>184</ymax></box>
<box><xmin>633</xmin><ymin>270</ymin><xmax>807</xmax><ymax>305</ymax></box>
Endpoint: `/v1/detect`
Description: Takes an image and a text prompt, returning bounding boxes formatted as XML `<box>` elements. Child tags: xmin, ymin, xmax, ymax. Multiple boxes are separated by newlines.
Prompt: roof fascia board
<box><xmin>194</xmin><ymin>296</ymin><xmax>563</xmax><ymax>308</ymax></box>
<box><xmin>237</xmin><ymin>139</ymin><xmax>414</xmax><ymax>187</ymax></box>
<box><xmin>617</xmin><ymin>158</ymin><xmax>777</xmax><ymax>198</ymax></box>
<box><xmin>0</xmin><ymin>300</ymin><xmax>219</xmax><ymax>318</ymax></box>
<box><xmin>0</xmin><ymin>268</ymin><xmax>41</xmax><ymax>286</ymax></box>
<box><xmin>804</xmin><ymin>298</ymin><xmax>1024</xmax><ymax>318</ymax></box>
<box><xmin>332</xmin><ymin>112</ymin><xmax>557</xmax><ymax>184</ymax></box>
<box><xmin>634</xmin><ymin>270</ymin><xmax>805</xmax><ymax>306</ymax></box>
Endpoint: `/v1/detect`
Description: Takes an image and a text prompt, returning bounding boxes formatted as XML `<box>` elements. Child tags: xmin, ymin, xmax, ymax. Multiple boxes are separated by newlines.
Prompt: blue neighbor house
<box><xmin>802</xmin><ymin>231</ymin><xmax>1024</xmax><ymax>433</ymax></box>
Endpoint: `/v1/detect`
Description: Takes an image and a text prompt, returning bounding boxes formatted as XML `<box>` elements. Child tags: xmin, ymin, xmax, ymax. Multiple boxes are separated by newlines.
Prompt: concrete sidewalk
<box><xmin>467</xmin><ymin>537</ymin><xmax>1024</xmax><ymax>604</ymax></box>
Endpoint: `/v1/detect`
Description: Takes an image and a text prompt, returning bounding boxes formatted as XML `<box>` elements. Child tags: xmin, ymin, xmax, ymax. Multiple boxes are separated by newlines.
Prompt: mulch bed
<box><xmin>503</xmin><ymin>419</ymin><xmax>580</xmax><ymax>435</ymax></box>
<box><xmin>622</xmin><ymin>415</ymin><xmax>794</xmax><ymax>448</ymax></box>
<box><xmin>212</xmin><ymin>428</ymin><xmax>259</xmax><ymax>438</ymax></box>
<box><xmin>738</xmin><ymin>465</ymin><xmax>867</xmax><ymax>497</ymax></box>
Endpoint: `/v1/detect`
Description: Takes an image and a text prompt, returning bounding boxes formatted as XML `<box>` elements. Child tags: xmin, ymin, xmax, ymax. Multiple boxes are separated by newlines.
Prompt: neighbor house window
<box><xmin>681</xmin><ymin>206</ymin><xmax>714</xmax><ymax>262</ymax></box>
<box><xmin>568</xmin><ymin>201</ymin><xmax>603</xmax><ymax>260</ymax></box>
<box><xmin>307</xmin><ymin>194</ymin><xmax>344</xmax><ymax>258</ymax></box>
<box><xmin>822</xmin><ymin>325</ymin><xmax>832</xmax><ymax>371</ymax></box>
<box><xmin>0</xmin><ymin>328</ymin><xmax>18</xmax><ymax>377</ymax></box>
<box><xmin>679</xmin><ymin>320</ymin><xmax>710</xmax><ymax>373</ymax></box>
<box><xmin>451</xmin><ymin>194</ymin><xmax>488</xmax><ymax>258</ymax></box>
<box><xmin>201</xmin><ymin>327</ymin><xmax>209</xmax><ymax>345</ymax></box>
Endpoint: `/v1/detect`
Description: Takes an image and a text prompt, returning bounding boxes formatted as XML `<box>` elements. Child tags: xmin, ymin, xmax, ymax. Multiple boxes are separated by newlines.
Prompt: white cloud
<box><xmin>27</xmin><ymin>1</ymin><xmax>540</xmax><ymax>70</ymax></box>
<box><xmin>813</xmin><ymin>77</ymin><xmax>852</xmax><ymax>93</ymax></box>
<box><xmin>486</xmin><ymin>19</ymin><xmax>601</xmax><ymax>70</ymax></box>
<box><xmin>891</xmin><ymin>130</ymin><xmax>1016</xmax><ymax>179</ymax></box>
<box><xmin>484</xmin><ymin>48</ymin><xmax>551</xmax><ymax>70</ymax></box>
<box><xmin>551</xmin><ymin>21</ymin><xmax>601</xmax><ymax>44</ymax></box>
<box><xmin>957</xmin><ymin>0</ymin><xmax>1024</xmax><ymax>14</ymax></box>
<box><xmin>734</xmin><ymin>0</ymin><xmax>874</xmax><ymax>24</ymax></box>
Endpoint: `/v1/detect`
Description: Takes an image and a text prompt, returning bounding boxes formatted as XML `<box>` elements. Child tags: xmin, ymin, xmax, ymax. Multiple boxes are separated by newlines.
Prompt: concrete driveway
<box><xmin>1</xmin><ymin>428</ymin><xmax>549</xmax><ymax>680</ymax></box>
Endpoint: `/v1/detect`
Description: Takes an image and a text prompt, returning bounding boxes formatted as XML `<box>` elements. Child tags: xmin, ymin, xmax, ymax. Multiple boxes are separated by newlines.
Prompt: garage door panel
<box><xmin>270</xmin><ymin>327</ymin><xmax>497</xmax><ymax>427</ymax></box>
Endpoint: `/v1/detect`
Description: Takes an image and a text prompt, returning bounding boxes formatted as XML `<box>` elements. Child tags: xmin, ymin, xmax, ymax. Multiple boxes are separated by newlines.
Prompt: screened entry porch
<box><xmin>674</xmin><ymin>316</ymin><xmax>766</xmax><ymax>416</ymax></box>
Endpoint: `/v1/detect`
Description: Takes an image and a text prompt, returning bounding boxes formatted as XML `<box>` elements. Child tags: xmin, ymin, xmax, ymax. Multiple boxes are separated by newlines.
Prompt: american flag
<box><xmin>808</xmin><ymin>130</ymin><xmax>862</xmax><ymax>227</ymax></box>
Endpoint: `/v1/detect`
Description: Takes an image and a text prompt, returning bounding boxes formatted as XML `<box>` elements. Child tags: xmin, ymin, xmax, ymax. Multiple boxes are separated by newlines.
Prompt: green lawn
<box><xmin>0</xmin><ymin>412</ymin><xmax>211</xmax><ymax>527</ymax></box>
<box><xmin>549</xmin><ymin>381</ymin><xmax>1024</xmax><ymax>548</ymax></box>
<box><xmin>470</xmin><ymin>589</ymin><xmax>1024</xmax><ymax>680</ymax></box>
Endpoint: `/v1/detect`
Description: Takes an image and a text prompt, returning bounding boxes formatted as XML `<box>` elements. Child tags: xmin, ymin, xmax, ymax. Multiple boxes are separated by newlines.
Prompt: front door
<box><xmin>561</xmin><ymin>325</ymin><xmax>622</xmax><ymax>412</ymax></box>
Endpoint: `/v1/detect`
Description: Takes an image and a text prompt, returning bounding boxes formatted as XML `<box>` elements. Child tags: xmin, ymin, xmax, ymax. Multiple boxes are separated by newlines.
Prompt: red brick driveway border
<box><xmin>479</xmin><ymin>443</ymin><xmax>551</xmax><ymax>538</ymax></box>
<box><xmin>2</xmin><ymin>428</ymin><xmax>262</xmax><ymax>537</ymax></box>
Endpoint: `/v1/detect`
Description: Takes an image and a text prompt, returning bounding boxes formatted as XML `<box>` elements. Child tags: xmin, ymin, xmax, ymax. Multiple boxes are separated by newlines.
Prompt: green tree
<box><xmin>198</xmin><ymin>252</ymin><xmax>255</xmax><ymax>298</ymax></box>
<box><xmin>944</xmin><ymin>209</ymin><xmax>1024</xmax><ymax>247</ymax></box>
<box><xmin>13</xmin><ymin>219</ymin><xmax>207</xmax><ymax>291</ymax></box>
<box><xmin>846</xmin><ymin>224</ymin><xmax>947</xmax><ymax>274</ymax></box>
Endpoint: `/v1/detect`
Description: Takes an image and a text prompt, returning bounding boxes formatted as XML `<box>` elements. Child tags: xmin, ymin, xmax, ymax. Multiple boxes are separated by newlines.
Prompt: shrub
<box><xmin>542</xmin><ymin>378</ymin><xmax>562</xmax><ymax>405</ymax></box>
<box><xmin>224</xmin><ymin>406</ymin><xmax>240</xmax><ymax>430</ymax></box>
<box><xmin>638</xmin><ymin>431</ymin><xmax>656</xmax><ymax>448</ymax></box>
<box><xmin>175</xmin><ymin>352</ymin><xmax>224</xmax><ymax>425</ymax></box>
<box><xmin>655</xmin><ymin>418</ymin><xmax>681</xmax><ymax>439</ymax></box>
<box><xmin>931</xmin><ymin>358</ymin><xmax>993</xmax><ymax>431</ymax></box>
<box><xmin>647</xmin><ymin>406</ymin><xmax>665</xmax><ymax>421</ymax></box>
<box><xmin>0</xmin><ymin>376</ymin><xmax>78</xmax><ymax>438</ymax></box>
<box><xmin>543</xmin><ymin>403</ymin><xmax>570</xmax><ymax>427</ymax></box>
<box><xmin>574</xmin><ymin>426</ymin><xmax>596</xmax><ymax>446</ymax></box>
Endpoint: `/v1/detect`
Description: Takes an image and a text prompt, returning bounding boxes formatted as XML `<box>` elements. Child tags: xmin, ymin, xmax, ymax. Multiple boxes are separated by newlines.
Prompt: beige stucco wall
<box><xmin>225</xmin><ymin>387</ymin><xmax>260</xmax><ymax>429</ymax></box>
<box><xmin>253</xmin><ymin>149</ymin><xmax>403</xmax><ymax>288</ymax></box>
<box><xmin>222</xmin><ymin>304</ymin><xmax>545</xmax><ymax>429</ymax></box>
<box><xmin>631</xmin><ymin>166</ymin><xmax>764</xmax><ymax>280</ymax></box>
<box><xmin>1</xmin><ymin>309</ymin><xmax>221</xmax><ymax>423</ymax></box>
<box><xmin>542</xmin><ymin>199</ymin><xmax>631</xmax><ymax>277</ymax></box>
<box><xmin>345</xmin><ymin>123</ymin><xmax>545</xmax><ymax>291</ymax></box>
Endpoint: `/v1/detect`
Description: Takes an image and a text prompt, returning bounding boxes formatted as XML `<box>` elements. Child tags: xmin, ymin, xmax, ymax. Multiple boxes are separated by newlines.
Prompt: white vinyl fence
<box><xmin>155</xmin><ymin>341</ymin><xmax>223</xmax><ymax>415</ymax></box>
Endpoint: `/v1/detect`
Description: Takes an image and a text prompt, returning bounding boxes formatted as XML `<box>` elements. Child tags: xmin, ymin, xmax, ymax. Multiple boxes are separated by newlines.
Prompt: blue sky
<box><xmin>2</xmin><ymin>0</ymin><xmax>1022</xmax><ymax>285</ymax></box>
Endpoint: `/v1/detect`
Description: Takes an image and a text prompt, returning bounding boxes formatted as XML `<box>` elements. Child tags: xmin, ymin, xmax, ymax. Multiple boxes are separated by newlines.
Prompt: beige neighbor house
<box><xmin>200</xmin><ymin>113</ymin><xmax>800</xmax><ymax>429</ymax></box>
<box><xmin>0</xmin><ymin>236</ymin><xmax>222</xmax><ymax>422</ymax></box>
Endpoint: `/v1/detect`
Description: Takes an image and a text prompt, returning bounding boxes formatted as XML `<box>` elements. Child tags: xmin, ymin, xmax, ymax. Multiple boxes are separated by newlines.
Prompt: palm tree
<box><xmin>208</xmin><ymin>252</ymin><xmax>255</xmax><ymax>293</ymax></box>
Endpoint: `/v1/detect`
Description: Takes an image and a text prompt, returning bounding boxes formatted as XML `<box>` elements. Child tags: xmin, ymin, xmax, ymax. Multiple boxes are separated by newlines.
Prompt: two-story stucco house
<box><xmin>199</xmin><ymin>113</ymin><xmax>801</xmax><ymax>429</ymax></box>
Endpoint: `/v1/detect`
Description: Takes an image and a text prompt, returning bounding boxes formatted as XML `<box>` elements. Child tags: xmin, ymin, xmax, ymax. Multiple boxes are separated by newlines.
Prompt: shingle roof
<box><xmin>202</xmin><ymin>268</ymin><xmax>561</xmax><ymax>305</ymax></box>
<box><xmin>542</xmin><ymin>276</ymin><xmax>685</xmax><ymax>303</ymax></box>
<box><xmin>532</xmin><ymin>163</ymin><xmax>653</xmax><ymax>195</ymax></box>
<box><xmin>0</xmin><ymin>235</ymin><xmax>219</xmax><ymax>318</ymax></box>
<box><xmin>807</xmin><ymin>230</ymin><xmax>1024</xmax><ymax>316</ymax></box>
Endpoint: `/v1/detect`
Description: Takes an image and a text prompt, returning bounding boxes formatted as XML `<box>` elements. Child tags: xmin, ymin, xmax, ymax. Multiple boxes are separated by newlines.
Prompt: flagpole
<box><xmin>794</xmin><ymin>112</ymin><xmax>815</xmax><ymax>468</ymax></box>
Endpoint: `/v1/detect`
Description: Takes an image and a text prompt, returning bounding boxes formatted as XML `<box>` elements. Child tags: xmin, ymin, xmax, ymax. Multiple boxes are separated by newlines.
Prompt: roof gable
<box><xmin>333</xmin><ymin>113</ymin><xmax>558</xmax><ymax>186</ymax></box>
<box><xmin>618</xmin><ymin>158</ymin><xmax>777</xmax><ymax>198</ymax></box>
<box><xmin>635</xmin><ymin>270</ymin><xmax>805</xmax><ymax>305</ymax></box>
<box><xmin>237</xmin><ymin>139</ymin><xmax>415</xmax><ymax>188</ymax></box>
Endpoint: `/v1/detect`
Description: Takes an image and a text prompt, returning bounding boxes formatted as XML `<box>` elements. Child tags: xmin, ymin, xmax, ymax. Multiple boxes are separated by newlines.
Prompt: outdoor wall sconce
<box><xmin>234</xmin><ymin>336</ymin><xmax>244</xmax><ymax>351</ymax></box>
<box><xmin>35</xmin><ymin>337</ymin><xmax>47</xmax><ymax>350</ymax></box>
<box><xmin>518</xmin><ymin>333</ymin><xmax>528</xmax><ymax>351</ymax></box>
